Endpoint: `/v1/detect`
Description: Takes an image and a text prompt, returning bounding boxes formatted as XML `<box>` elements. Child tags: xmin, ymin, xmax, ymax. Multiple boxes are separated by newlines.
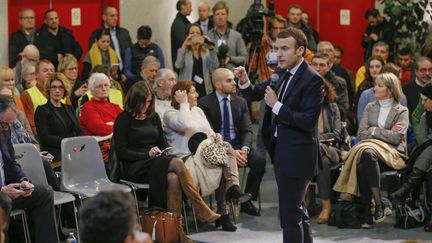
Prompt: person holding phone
<box><xmin>175</xmin><ymin>23</ymin><xmax>218</xmax><ymax>98</ymax></box>
<box><xmin>113</xmin><ymin>81</ymin><xmax>219</xmax><ymax>243</ymax></box>
<box><xmin>58</xmin><ymin>54</ymin><xmax>88</xmax><ymax>109</ymax></box>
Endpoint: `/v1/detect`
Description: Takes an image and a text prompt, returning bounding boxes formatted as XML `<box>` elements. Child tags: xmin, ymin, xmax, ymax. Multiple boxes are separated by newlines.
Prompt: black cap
<box><xmin>188</xmin><ymin>132</ymin><xmax>207</xmax><ymax>155</ymax></box>
<box><xmin>137</xmin><ymin>25</ymin><xmax>152</xmax><ymax>40</ymax></box>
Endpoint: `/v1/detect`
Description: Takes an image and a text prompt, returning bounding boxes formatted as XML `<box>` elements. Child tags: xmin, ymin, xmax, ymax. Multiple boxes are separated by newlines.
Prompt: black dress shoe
<box><xmin>241</xmin><ymin>200</ymin><xmax>260</xmax><ymax>216</ymax></box>
<box><xmin>215</xmin><ymin>214</ymin><xmax>237</xmax><ymax>231</ymax></box>
<box><xmin>226</xmin><ymin>186</ymin><xmax>252</xmax><ymax>203</ymax></box>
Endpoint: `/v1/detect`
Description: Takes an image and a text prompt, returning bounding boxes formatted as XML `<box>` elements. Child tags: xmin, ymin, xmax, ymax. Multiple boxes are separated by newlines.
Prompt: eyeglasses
<box><xmin>95</xmin><ymin>83</ymin><xmax>110</xmax><ymax>90</ymax></box>
<box><xmin>66</xmin><ymin>67</ymin><xmax>78</xmax><ymax>71</ymax></box>
<box><xmin>50</xmin><ymin>85</ymin><xmax>65</xmax><ymax>91</ymax></box>
<box><xmin>417</xmin><ymin>68</ymin><xmax>432</xmax><ymax>73</ymax></box>
<box><xmin>20</xmin><ymin>16</ymin><xmax>35</xmax><ymax>20</ymax></box>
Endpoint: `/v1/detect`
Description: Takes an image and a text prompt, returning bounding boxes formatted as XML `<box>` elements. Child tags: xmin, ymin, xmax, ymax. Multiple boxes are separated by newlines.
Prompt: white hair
<box><xmin>88</xmin><ymin>72</ymin><xmax>109</xmax><ymax>91</ymax></box>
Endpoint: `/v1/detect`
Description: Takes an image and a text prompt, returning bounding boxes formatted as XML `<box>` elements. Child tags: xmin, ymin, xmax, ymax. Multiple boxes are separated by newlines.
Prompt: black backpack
<box><xmin>328</xmin><ymin>201</ymin><xmax>362</xmax><ymax>229</ymax></box>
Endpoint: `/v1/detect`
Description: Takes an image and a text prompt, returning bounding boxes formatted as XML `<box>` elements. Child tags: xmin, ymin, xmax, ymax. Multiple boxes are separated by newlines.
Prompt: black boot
<box><xmin>390</xmin><ymin>168</ymin><xmax>425</xmax><ymax>203</ymax></box>
<box><xmin>215</xmin><ymin>214</ymin><xmax>237</xmax><ymax>231</ymax></box>
<box><xmin>424</xmin><ymin>171</ymin><xmax>432</xmax><ymax>232</ymax></box>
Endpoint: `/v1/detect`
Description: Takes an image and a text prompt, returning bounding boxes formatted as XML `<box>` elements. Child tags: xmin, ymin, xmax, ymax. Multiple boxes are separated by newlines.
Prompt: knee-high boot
<box><xmin>390</xmin><ymin>168</ymin><xmax>425</xmax><ymax>203</ymax></box>
<box><xmin>177</xmin><ymin>168</ymin><xmax>220</xmax><ymax>222</ymax></box>
<box><xmin>167</xmin><ymin>191</ymin><xmax>193</xmax><ymax>243</ymax></box>
<box><xmin>424</xmin><ymin>171</ymin><xmax>432</xmax><ymax>232</ymax></box>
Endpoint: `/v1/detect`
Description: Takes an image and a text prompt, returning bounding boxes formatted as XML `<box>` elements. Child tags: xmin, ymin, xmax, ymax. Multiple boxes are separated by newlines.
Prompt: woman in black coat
<box><xmin>35</xmin><ymin>72</ymin><xmax>82</xmax><ymax>162</ymax></box>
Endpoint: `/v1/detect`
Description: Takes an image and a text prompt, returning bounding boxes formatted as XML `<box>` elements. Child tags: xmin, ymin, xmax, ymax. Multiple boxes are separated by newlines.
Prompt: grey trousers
<box><xmin>414</xmin><ymin>146</ymin><xmax>432</xmax><ymax>172</ymax></box>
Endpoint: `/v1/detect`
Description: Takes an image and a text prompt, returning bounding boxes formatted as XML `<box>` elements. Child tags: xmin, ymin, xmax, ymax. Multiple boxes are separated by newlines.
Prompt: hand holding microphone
<box><xmin>264</xmin><ymin>72</ymin><xmax>280</xmax><ymax>108</ymax></box>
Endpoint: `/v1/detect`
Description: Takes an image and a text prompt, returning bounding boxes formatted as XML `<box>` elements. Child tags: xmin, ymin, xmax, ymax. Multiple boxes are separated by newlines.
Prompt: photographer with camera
<box><xmin>207</xmin><ymin>1</ymin><xmax>247</xmax><ymax>70</ymax></box>
<box><xmin>175</xmin><ymin>23</ymin><xmax>219</xmax><ymax>98</ymax></box>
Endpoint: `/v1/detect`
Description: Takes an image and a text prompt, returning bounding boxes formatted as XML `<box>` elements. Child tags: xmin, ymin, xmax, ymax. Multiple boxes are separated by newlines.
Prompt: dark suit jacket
<box><xmin>194</xmin><ymin>17</ymin><xmax>214</xmax><ymax>33</ymax></box>
<box><xmin>34</xmin><ymin>102</ymin><xmax>82</xmax><ymax>161</ymax></box>
<box><xmin>402</xmin><ymin>79</ymin><xmax>422</xmax><ymax>116</ymax></box>
<box><xmin>198</xmin><ymin>93</ymin><xmax>252</xmax><ymax>149</ymax></box>
<box><xmin>0</xmin><ymin>130</ymin><xmax>27</xmax><ymax>185</ymax></box>
<box><xmin>171</xmin><ymin>12</ymin><xmax>191</xmax><ymax>68</ymax></box>
<box><xmin>240</xmin><ymin>62</ymin><xmax>324</xmax><ymax>179</ymax></box>
<box><xmin>8</xmin><ymin>30</ymin><xmax>42</xmax><ymax>65</ymax></box>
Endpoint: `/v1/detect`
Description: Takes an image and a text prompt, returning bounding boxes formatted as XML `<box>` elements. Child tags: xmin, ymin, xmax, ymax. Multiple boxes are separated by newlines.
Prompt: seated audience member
<box><xmin>403</xmin><ymin>57</ymin><xmax>432</xmax><ymax>116</ymax></box>
<box><xmin>0</xmin><ymin>95</ymin><xmax>59</xmax><ymax>191</ymax></box>
<box><xmin>175</xmin><ymin>23</ymin><xmax>219</xmax><ymax>98</ymax></box>
<box><xmin>334</xmin><ymin>73</ymin><xmax>408</xmax><ymax>229</ymax></box>
<box><xmin>391</xmin><ymin>82</ymin><xmax>432</xmax><ymax>232</ymax></box>
<box><xmin>355</xmin><ymin>55</ymin><xmax>385</xmax><ymax>122</ymax></box>
<box><xmin>164</xmin><ymin>80</ymin><xmax>250</xmax><ymax>231</ymax></box>
<box><xmin>0</xmin><ymin>67</ymin><xmax>24</xmax><ymax>112</ymax></box>
<box><xmin>154</xmin><ymin>69</ymin><xmax>177</xmax><ymax>121</ymax></box>
<box><xmin>21</xmin><ymin>59</ymin><xmax>56</xmax><ymax>133</ymax></box>
<box><xmin>355</xmin><ymin>42</ymin><xmax>389</xmax><ymax>92</ymax></box>
<box><xmin>58</xmin><ymin>54</ymin><xmax>88</xmax><ymax>109</ymax></box>
<box><xmin>396</xmin><ymin>47</ymin><xmax>414</xmax><ymax>86</ymax></box>
<box><xmin>311</xmin><ymin>52</ymin><xmax>349</xmax><ymax>119</ymax></box>
<box><xmin>125</xmin><ymin>56</ymin><xmax>160</xmax><ymax>93</ymax></box>
<box><xmin>301</xmin><ymin>10</ymin><xmax>319</xmax><ymax>44</ymax></box>
<box><xmin>357</xmin><ymin>63</ymin><xmax>408</xmax><ymax>122</ymax></box>
<box><xmin>198</xmin><ymin>68</ymin><xmax>265</xmax><ymax>216</ymax></box>
<box><xmin>125</xmin><ymin>25</ymin><xmax>165</xmax><ymax>79</ymax></box>
<box><xmin>82</xmin><ymin>29</ymin><xmax>119</xmax><ymax>82</ymax></box>
<box><xmin>0</xmin><ymin>193</ymin><xmax>11</xmax><ymax>243</ymax></box>
<box><xmin>20</xmin><ymin>59</ymin><xmax>37</xmax><ymax>90</ymax></box>
<box><xmin>35</xmin><ymin>73</ymin><xmax>82</xmax><ymax>162</ymax></box>
<box><xmin>77</xmin><ymin>65</ymin><xmax>123</xmax><ymax>109</ymax></box>
<box><xmin>315</xmin><ymin>80</ymin><xmax>343</xmax><ymax>224</ymax></box>
<box><xmin>206</xmin><ymin>1</ymin><xmax>247</xmax><ymax>69</ymax></box>
<box><xmin>113</xmin><ymin>81</ymin><xmax>219</xmax><ymax>242</ymax></box>
<box><xmin>14</xmin><ymin>44</ymin><xmax>40</xmax><ymax>92</ymax></box>
<box><xmin>79</xmin><ymin>191</ymin><xmax>152</xmax><ymax>243</ymax></box>
<box><xmin>38</xmin><ymin>9</ymin><xmax>82</xmax><ymax>68</ymax></box>
<box><xmin>80</xmin><ymin>73</ymin><xmax>122</xmax><ymax>164</ymax></box>
<box><xmin>0</xmin><ymin>96</ymin><xmax>58</xmax><ymax>243</ymax></box>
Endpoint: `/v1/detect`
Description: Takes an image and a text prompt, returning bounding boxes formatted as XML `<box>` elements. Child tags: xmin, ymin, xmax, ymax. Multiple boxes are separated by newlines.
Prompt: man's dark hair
<box><xmin>91</xmin><ymin>64</ymin><xmax>110</xmax><ymax>76</ymax></box>
<box><xmin>79</xmin><ymin>191</ymin><xmax>137</xmax><ymax>243</ymax></box>
<box><xmin>176</xmin><ymin>0</ymin><xmax>188</xmax><ymax>11</ymax></box>
<box><xmin>124</xmin><ymin>81</ymin><xmax>156</xmax><ymax>119</ymax></box>
<box><xmin>0</xmin><ymin>95</ymin><xmax>16</xmax><ymax>115</ymax></box>
<box><xmin>43</xmin><ymin>8</ymin><xmax>57</xmax><ymax>19</ymax></box>
<box><xmin>364</xmin><ymin>8</ymin><xmax>379</xmax><ymax>19</ymax></box>
<box><xmin>137</xmin><ymin>25</ymin><xmax>152</xmax><ymax>40</ymax></box>
<box><xmin>94</xmin><ymin>28</ymin><xmax>111</xmax><ymax>41</ymax></box>
<box><xmin>278</xmin><ymin>27</ymin><xmax>308</xmax><ymax>56</ymax></box>
<box><xmin>398</xmin><ymin>47</ymin><xmax>412</xmax><ymax>57</ymax></box>
<box><xmin>334</xmin><ymin>45</ymin><xmax>344</xmax><ymax>58</ymax></box>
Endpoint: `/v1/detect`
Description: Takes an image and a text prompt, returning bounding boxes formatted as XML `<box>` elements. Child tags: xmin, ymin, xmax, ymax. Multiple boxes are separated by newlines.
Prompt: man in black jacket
<box><xmin>361</xmin><ymin>8</ymin><xmax>392</xmax><ymax>61</ymax></box>
<box><xmin>38</xmin><ymin>9</ymin><xmax>82</xmax><ymax>69</ymax></box>
<box><xmin>195</xmin><ymin>1</ymin><xmax>214</xmax><ymax>33</ymax></box>
<box><xmin>88</xmin><ymin>5</ymin><xmax>132</xmax><ymax>73</ymax></box>
<box><xmin>171</xmin><ymin>0</ymin><xmax>192</xmax><ymax>70</ymax></box>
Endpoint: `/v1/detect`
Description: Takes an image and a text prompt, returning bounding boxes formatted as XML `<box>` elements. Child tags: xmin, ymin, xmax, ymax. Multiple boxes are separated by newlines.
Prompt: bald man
<box><xmin>195</xmin><ymin>1</ymin><xmax>214</xmax><ymax>33</ymax></box>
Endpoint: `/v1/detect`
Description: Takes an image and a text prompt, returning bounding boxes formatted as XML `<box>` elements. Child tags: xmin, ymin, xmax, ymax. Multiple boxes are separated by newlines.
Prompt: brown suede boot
<box><xmin>167</xmin><ymin>191</ymin><xmax>193</xmax><ymax>243</ymax></box>
<box><xmin>177</xmin><ymin>169</ymin><xmax>220</xmax><ymax>222</ymax></box>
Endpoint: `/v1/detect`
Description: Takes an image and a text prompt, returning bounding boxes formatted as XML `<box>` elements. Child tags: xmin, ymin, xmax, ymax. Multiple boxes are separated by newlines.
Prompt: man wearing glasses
<box><xmin>403</xmin><ymin>57</ymin><xmax>432</xmax><ymax>116</ymax></box>
<box><xmin>9</xmin><ymin>8</ymin><xmax>40</xmax><ymax>66</ymax></box>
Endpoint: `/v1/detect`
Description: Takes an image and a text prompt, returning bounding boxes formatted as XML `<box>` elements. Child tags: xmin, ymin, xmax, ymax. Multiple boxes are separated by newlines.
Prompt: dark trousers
<box><xmin>275</xmin><ymin>164</ymin><xmax>312</xmax><ymax>243</ymax></box>
<box><xmin>41</xmin><ymin>157</ymin><xmax>60</xmax><ymax>191</ymax></box>
<box><xmin>12</xmin><ymin>184</ymin><xmax>58</xmax><ymax>243</ymax></box>
<box><xmin>244</xmin><ymin>149</ymin><xmax>266</xmax><ymax>200</ymax></box>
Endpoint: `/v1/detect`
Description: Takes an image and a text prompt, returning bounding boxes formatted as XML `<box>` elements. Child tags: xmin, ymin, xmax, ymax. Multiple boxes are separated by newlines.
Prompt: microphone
<box><xmin>269</xmin><ymin>73</ymin><xmax>279</xmax><ymax>90</ymax></box>
<box><xmin>217</xmin><ymin>44</ymin><xmax>229</xmax><ymax>68</ymax></box>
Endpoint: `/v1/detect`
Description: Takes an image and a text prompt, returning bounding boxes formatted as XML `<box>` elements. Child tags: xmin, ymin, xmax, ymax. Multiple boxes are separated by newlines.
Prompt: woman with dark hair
<box><xmin>315</xmin><ymin>80</ymin><xmax>343</xmax><ymax>224</ymax></box>
<box><xmin>35</xmin><ymin>72</ymin><xmax>81</xmax><ymax>162</ymax></box>
<box><xmin>391</xmin><ymin>82</ymin><xmax>432</xmax><ymax>231</ymax></box>
<box><xmin>355</xmin><ymin>55</ymin><xmax>385</xmax><ymax>121</ymax></box>
<box><xmin>113</xmin><ymin>81</ymin><xmax>219</xmax><ymax>243</ymax></box>
<box><xmin>334</xmin><ymin>73</ymin><xmax>409</xmax><ymax>229</ymax></box>
<box><xmin>175</xmin><ymin>23</ymin><xmax>218</xmax><ymax>98</ymax></box>
<box><xmin>82</xmin><ymin>29</ymin><xmax>119</xmax><ymax>82</ymax></box>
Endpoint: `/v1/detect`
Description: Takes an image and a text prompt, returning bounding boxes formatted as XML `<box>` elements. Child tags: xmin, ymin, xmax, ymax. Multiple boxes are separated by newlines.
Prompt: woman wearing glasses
<box><xmin>34</xmin><ymin>72</ymin><xmax>81</xmax><ymax>162</ymax></box>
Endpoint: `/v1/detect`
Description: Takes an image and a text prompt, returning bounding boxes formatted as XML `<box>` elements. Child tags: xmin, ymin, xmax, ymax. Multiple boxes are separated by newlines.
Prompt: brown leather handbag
<box><xmin>141</xmin><ymin>208</ymin><xmax>179</xmax><ymax>243</ymax></box>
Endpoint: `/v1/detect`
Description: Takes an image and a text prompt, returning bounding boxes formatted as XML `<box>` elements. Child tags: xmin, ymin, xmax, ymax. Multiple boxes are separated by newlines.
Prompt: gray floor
<box><xmin>188</xmin><ymin>164</ymin><xmax>432</xmax><ymax>243</ymax></box>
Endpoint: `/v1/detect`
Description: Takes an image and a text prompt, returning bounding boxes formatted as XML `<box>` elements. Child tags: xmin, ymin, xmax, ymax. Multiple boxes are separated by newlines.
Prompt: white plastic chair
<box><xmin>13</xmin><ymin>143</ymin><xmax>79</xmax><ymax>242</ymax></box>
<box><xmin>60</xmin><ymin>136</ymin><xmax>131</xmax><ymax>202</ymax></box>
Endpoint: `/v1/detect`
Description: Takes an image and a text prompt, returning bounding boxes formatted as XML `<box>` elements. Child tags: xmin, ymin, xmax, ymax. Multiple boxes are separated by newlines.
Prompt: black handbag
<box><xmin>107</xmin><ymin>138</ymin><xmax>123</xmax><ymax>182</ymax></box>
<box><xmin>328</xmin><ymin>201</ymin><xmax>361</xmax><ymax>229</ymax></box>
<box><xmin>394</xmin><ymin>200</ymin><xmax>426</xmax><ymax>229</ymax></box>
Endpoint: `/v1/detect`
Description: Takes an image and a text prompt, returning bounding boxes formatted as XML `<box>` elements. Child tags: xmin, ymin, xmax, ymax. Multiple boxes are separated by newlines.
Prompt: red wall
<box><xmin>8</xmin><ymin>0</ymin><xmax>120</xmax><ymax>64</ymax></box>
<box><xmin>272</xmin><ymin>0</ymin><xmax>375</xmax><ymax>73</ymax></box>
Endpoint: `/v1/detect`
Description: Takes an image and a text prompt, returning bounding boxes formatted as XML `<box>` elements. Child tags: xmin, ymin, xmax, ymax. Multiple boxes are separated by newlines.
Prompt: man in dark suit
<box><xmin>0</xmin><ymin>96</ymin><xmax>57</xmax><ymax>243</ymax></box>
<box><xmin>195</xmin><ymin>1</ymin><xmax>214</xmax><ymax>33</ymax></box>
<box><xmin>199</xmin><ymin>68</ymin><xmax>266</xmax><ymax>217</ymax></box>
<box><xmin>237</xmin><ymin>28</ymin><xmax>323</xmax><ymax>243</ymax></box>
<box><xmin>171</xmin><ymin>0</ymin><xmax>192</xmax><ymax>70</ymax></box>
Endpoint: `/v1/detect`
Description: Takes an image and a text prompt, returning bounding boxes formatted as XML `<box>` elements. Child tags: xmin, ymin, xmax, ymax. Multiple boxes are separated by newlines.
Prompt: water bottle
<box><xmin>66</xmin><ymin>232</ymin><xmax>77</xmax><ymax>243</ymax></box>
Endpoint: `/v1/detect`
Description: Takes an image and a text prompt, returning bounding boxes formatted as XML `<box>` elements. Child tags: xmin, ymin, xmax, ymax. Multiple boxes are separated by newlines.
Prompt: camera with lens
<box><xmin>238</xmin><ymin>0</ymin><xmax>275</xmax><ymax>48</ymax></box>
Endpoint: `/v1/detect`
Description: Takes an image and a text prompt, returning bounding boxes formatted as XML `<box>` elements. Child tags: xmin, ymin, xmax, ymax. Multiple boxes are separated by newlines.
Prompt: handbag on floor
<box><xmin>394</xmin><ymin>200</ymin><xmax>425</xmax><ymax>229</ymax></box>
<box><xmin>328</xmin><ymin>201</ymin><xmax>361</xmax><ymax>229</ymax></box>
<box><xmin>141</xmin><ymin>207</ymin><xmax>179</xmax><ymax>243</ymax></box>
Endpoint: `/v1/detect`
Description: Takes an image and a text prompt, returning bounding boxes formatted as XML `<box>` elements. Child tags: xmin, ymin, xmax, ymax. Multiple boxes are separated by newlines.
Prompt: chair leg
<box><xmin>230</xmin><ymin>202</ymin><xmax>237</xmax><ymax>224</ymax></box>
<box><xmin>182</xmin><ymin>201</ymin><xmax>189</xmax><ymax>235</ymax></box>
<box><xmin>21</xmin><ymin>211</ymin><xmax>31</xmax><ymax>243</ymax></box>
<box><xmin>71</xmin><ymin>201</ymin><xmax>80</xmax><ymax>243</ymax></box>
<box><xmin>191</xmin><ymin>203</ymin><xmax>199</xmax><ymax>233</ymax></box>
<box><xmin>130</xmin><ymin>186</ymin><xmax>141</xmax><ymax>225</ymax></box>
<box><xmin>241</xmin><ymin>167</ymin><xmax>248</xmax><ymax>192</ymax></box>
